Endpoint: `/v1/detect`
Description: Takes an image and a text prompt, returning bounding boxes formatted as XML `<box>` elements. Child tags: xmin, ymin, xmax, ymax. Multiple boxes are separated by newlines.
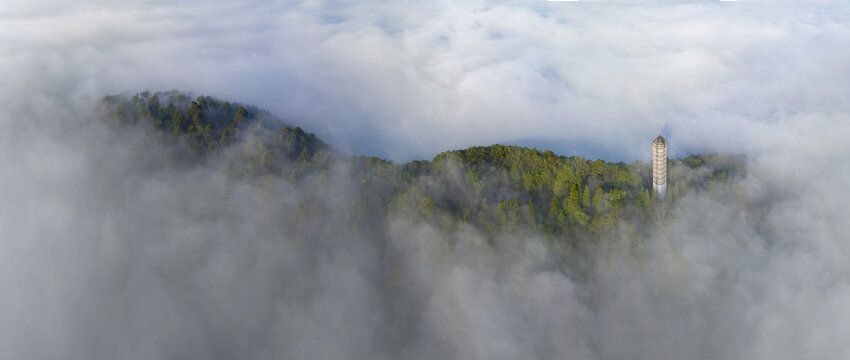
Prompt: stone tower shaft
<box><xmin>652</xmin><ymin>135</ymin><xmax>668</xmax><ymax>199</ymax></box>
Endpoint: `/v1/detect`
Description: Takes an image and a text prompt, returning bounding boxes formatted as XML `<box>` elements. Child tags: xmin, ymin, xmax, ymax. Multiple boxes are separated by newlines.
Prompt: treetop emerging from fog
<box><xmin>99</xmin><ymin>90</ymin><xmax>748</xmax><ymax>237</ymax></box>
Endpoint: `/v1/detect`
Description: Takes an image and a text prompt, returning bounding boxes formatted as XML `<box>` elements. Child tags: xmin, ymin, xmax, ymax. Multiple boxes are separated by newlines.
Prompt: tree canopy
<box><xmin>98</xmin><ymin>91</ymin><xmax>747</xmax><ymax>241</ymax></box>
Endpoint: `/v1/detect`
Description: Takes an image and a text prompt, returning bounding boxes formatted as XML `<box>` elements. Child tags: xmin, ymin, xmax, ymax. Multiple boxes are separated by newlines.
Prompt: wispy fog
<box><xmin>3</xmin><ymin>0</ymin><xmax>850</xmax><ymax>160</ymax></box>
<box><xmin>1</xmin><ymin>1</ymin><xmax>850</xmax><ymax>359</ymax></box>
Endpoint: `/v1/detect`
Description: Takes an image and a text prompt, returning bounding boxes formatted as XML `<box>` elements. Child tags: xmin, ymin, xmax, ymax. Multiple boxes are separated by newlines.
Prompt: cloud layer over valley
<box><xmin>1</xmin><ymin>1</ymin><xmax>849</xmax><ymax>359</ymax></box>
<box><xmin>3</xmin><ymin>0</ymin><xmax>850</xmax><ymax>161</ymax></box>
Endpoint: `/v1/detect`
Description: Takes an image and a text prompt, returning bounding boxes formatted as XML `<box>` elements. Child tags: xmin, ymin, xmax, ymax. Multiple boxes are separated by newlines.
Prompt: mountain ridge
<box><xmin>98</xmin><ymin>91</ymin><xmax>747</xmax><ymax>237</ymax></box>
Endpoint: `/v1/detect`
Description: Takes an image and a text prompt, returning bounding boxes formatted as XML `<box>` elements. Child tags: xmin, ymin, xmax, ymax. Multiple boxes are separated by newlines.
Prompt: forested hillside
<box><xmin>98</xmin><ymin>91</ymin><xmax>746</xmax><ymax>241</ymax></box>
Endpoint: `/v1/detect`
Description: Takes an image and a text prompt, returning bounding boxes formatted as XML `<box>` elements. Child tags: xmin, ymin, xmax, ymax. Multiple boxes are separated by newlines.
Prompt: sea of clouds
<box><xmin>1</xmin><ymin>0</ymin><xmax>849</xmax><ymax>359</ymax></box>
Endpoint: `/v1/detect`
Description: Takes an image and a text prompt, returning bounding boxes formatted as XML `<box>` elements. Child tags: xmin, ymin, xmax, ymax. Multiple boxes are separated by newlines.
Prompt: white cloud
<box><xmin>3</xmin><ymin>0</ymin><xmax>849</xmax><ymax>162</ymax></box>
<box><xmin>1</xmin><ymin>1</ymin><xmax>850</xmax><ymax>359</ymax></box>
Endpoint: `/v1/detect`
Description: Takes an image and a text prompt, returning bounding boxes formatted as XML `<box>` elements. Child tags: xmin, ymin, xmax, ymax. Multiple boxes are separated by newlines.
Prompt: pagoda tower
<box><xmin>652</xmin><ymin>135</ymin><xmax>668</xmax><ymax>199</ymax></box>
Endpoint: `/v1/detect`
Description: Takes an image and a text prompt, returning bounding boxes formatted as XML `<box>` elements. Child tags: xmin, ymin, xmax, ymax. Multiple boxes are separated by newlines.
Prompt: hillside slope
<box><xmin>98</xmin><ymin>91</ymin><xmax>747</xmax><ymax>239</ymax></box>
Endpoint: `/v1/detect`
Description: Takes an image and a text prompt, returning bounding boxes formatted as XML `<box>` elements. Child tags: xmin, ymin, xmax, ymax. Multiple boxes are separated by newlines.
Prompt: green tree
<box><xmin>582</xmin><ymin>185</ymin><xmax>591</xmax><ymax>208</ymax></box>
<box><xmin>419</xmin><ymin>196</ymin><xmax>437</xmax><ymax>219</ymax></box>
<box><xmin>234</xmin><ymin>107</ymin><xmax>248</xmax><ymax>125</ymax></box>
<box><xmin>172</xmin><ymin>109</ymin><xmax>185</xmax><ymax>133</ymax></box>
<box><xmin>566</xmin><ymin>184</ymin><xmax>589</xmax><ymax>226</ymax></box>
<box><xmin>221</xmin><ymin>124</ymin><xmax>239</xmax><ymax>146</ymax></box>
<box><xmin>553</xmin><ymin>165</ymin><xmax>576</xmax><ymax>197</ymax></box>
<box><xmin>548</xmin><ymin>197</ymin><xmax>564</xmax><ymax>229</ymax></box>
<box><xmin>592</xmin><ymin>187</ymin><xmax>607</xmax><ymax>214</ymax></box>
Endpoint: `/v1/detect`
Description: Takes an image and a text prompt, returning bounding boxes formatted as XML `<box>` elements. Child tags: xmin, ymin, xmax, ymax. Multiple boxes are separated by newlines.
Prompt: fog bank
<box><xmin>2</xmin><ymin>0</ymin><xmax>850</xmax><ymax>359</ymax></box>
